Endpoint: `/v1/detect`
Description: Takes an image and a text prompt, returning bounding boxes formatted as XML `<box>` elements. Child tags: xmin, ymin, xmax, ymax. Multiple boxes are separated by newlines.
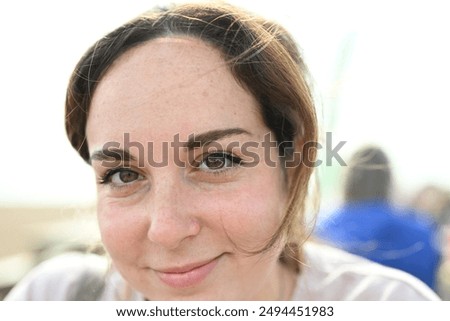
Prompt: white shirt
<box><xmin>5</xmin><ymin>241</ymin><xmax>440</xmax><ymax>301</ymax></box>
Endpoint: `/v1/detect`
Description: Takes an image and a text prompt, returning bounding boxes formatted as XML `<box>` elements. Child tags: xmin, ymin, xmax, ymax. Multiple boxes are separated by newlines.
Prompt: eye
<box><xmin>100</xmin><ymin>168</ymin><xmax>143</xmax><ymax>187</ymax></box>
<box><xmin>197</xmin><ymin>152</ymin><xmax>242</xmax><ymax>172</ymax></box>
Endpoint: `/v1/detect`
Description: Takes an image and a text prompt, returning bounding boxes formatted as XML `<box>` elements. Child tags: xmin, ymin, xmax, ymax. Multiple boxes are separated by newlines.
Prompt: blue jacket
<box><xmin>316</xmin><ymin>200</ymin><xmax>441</xmax><ymax>289</ymax></box>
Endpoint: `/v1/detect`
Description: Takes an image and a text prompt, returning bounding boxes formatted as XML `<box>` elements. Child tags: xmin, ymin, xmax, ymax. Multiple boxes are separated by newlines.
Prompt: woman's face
<box><xmin>86</xmin><ymin>37</ymin><xmax>289</xmax><ymax>300</ymax></box>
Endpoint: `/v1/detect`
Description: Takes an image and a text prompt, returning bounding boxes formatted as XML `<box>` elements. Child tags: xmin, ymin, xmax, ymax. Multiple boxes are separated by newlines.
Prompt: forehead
<box><xmin>86</xmin><ymin>37</ymin><xmax>265</xmax><ymax>146</ymax></box>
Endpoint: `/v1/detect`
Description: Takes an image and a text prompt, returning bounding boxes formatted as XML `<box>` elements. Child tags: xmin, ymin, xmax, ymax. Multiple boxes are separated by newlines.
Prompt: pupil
<box><xmin>206</xmin><ymin>155</ymin><xmax>225</xmax><ymax>169</ymax></box>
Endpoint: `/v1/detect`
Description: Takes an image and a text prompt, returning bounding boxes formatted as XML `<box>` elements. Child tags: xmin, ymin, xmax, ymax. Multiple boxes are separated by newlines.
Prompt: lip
<box><xmin>154</xmin><ymin>256</ymin><xmax>220</xmax><ymax>288</ymax></box>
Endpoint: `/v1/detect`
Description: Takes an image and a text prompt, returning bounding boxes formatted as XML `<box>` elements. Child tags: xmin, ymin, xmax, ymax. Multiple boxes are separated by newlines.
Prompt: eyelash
<box><xmin>97</xmin><ymin>151</ymin><xmax>243</xmax><ymax>186</ymax></box>
<box><xmin>195</xmin><ymin>151</ymin><xmax>243</xmax><ymax>173</ymax></box>
<box><xmin>98</xmin><ymin>168</ymin><xmax>141</xmax><ymax>186</ymax></box>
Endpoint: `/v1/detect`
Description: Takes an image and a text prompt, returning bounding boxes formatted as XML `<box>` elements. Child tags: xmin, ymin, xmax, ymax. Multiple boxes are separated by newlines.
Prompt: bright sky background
<box><xmin>0</xmin><ymin>0</ymin><xmax>449</xmax><ymax>207</ymax></box>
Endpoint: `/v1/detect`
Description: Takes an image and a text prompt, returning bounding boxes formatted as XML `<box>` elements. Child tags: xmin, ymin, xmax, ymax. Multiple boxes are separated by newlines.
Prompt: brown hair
<box><xmin>65</xmin><ymin>2</ymin><xmax>318</xmax><ymax>271</ymax></box>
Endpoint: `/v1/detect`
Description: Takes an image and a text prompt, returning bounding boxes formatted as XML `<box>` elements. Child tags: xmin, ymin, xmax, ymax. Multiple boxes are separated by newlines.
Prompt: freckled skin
<box><xmin>86</xmin><ymin>37</ymin><xmax>293</xmax><ymax>300</ymax></box>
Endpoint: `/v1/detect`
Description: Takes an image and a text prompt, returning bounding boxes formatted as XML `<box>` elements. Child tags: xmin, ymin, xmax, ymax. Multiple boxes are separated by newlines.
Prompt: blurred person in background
<box><xmin>411</xmin><ymin>185</ymin><xmax>450</xmax><ymax>299</ymax></box>
<box><xmin>411</xmin><ymin>185</ymin><xmax>450</xmax><ymax>227</ymax></box>
<box><xmin>316</xmin><ymin>146</ymin><xmax>442</xmax><ymax>291</ymax></box>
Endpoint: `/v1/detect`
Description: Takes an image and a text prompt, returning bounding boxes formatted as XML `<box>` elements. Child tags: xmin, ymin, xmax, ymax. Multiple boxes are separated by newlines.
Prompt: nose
<box><xmin>146</xmin><ymin>179</ymin><xmax>200</xmax><ymax>250</ymax></box>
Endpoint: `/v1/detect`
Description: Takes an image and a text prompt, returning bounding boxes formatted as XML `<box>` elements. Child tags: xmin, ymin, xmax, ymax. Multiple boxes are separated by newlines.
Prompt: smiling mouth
<box><xmin>154</xmin><ymin>256</ymin><xmax>220</xmax><ymax>288</ymax></box>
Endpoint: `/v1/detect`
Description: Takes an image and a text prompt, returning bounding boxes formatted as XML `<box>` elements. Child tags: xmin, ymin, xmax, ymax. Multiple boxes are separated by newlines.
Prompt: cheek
<box><xmin>97</xmin><ymin>199</ymin><xmax>148</xmax><ymax>260</ymax></box>
<box><xmin>203</xmin><ymin>170</ymin><xmax>287</xmax><ymax>249</ymax></box>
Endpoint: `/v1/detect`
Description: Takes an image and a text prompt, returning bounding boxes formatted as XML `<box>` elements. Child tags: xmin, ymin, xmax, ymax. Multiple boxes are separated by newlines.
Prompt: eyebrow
<box><xmin>88</xmin><ymin>128</ymin><xmax>252</xmax><ymax>163</ymax></box>
<box><xmin>89</xmin><ymin>147</ymin><xmax>137</xmax><ymax>164</ymax></box>
<box><xmin>185</xmin><ymin>128</ymin><xmax>251</xmax><ymax>149</ymax></box>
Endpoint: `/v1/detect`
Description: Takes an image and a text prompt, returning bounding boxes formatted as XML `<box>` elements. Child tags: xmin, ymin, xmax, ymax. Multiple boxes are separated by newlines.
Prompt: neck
<box><xmin>276</xmin><ymin>261</ymin><xmax>296</xmax><ymax>300</ymax></box>
<box><xmin>255</xmin><ymin>260</ymin><xmax>296</xmax><ymax>300</ymax></box>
